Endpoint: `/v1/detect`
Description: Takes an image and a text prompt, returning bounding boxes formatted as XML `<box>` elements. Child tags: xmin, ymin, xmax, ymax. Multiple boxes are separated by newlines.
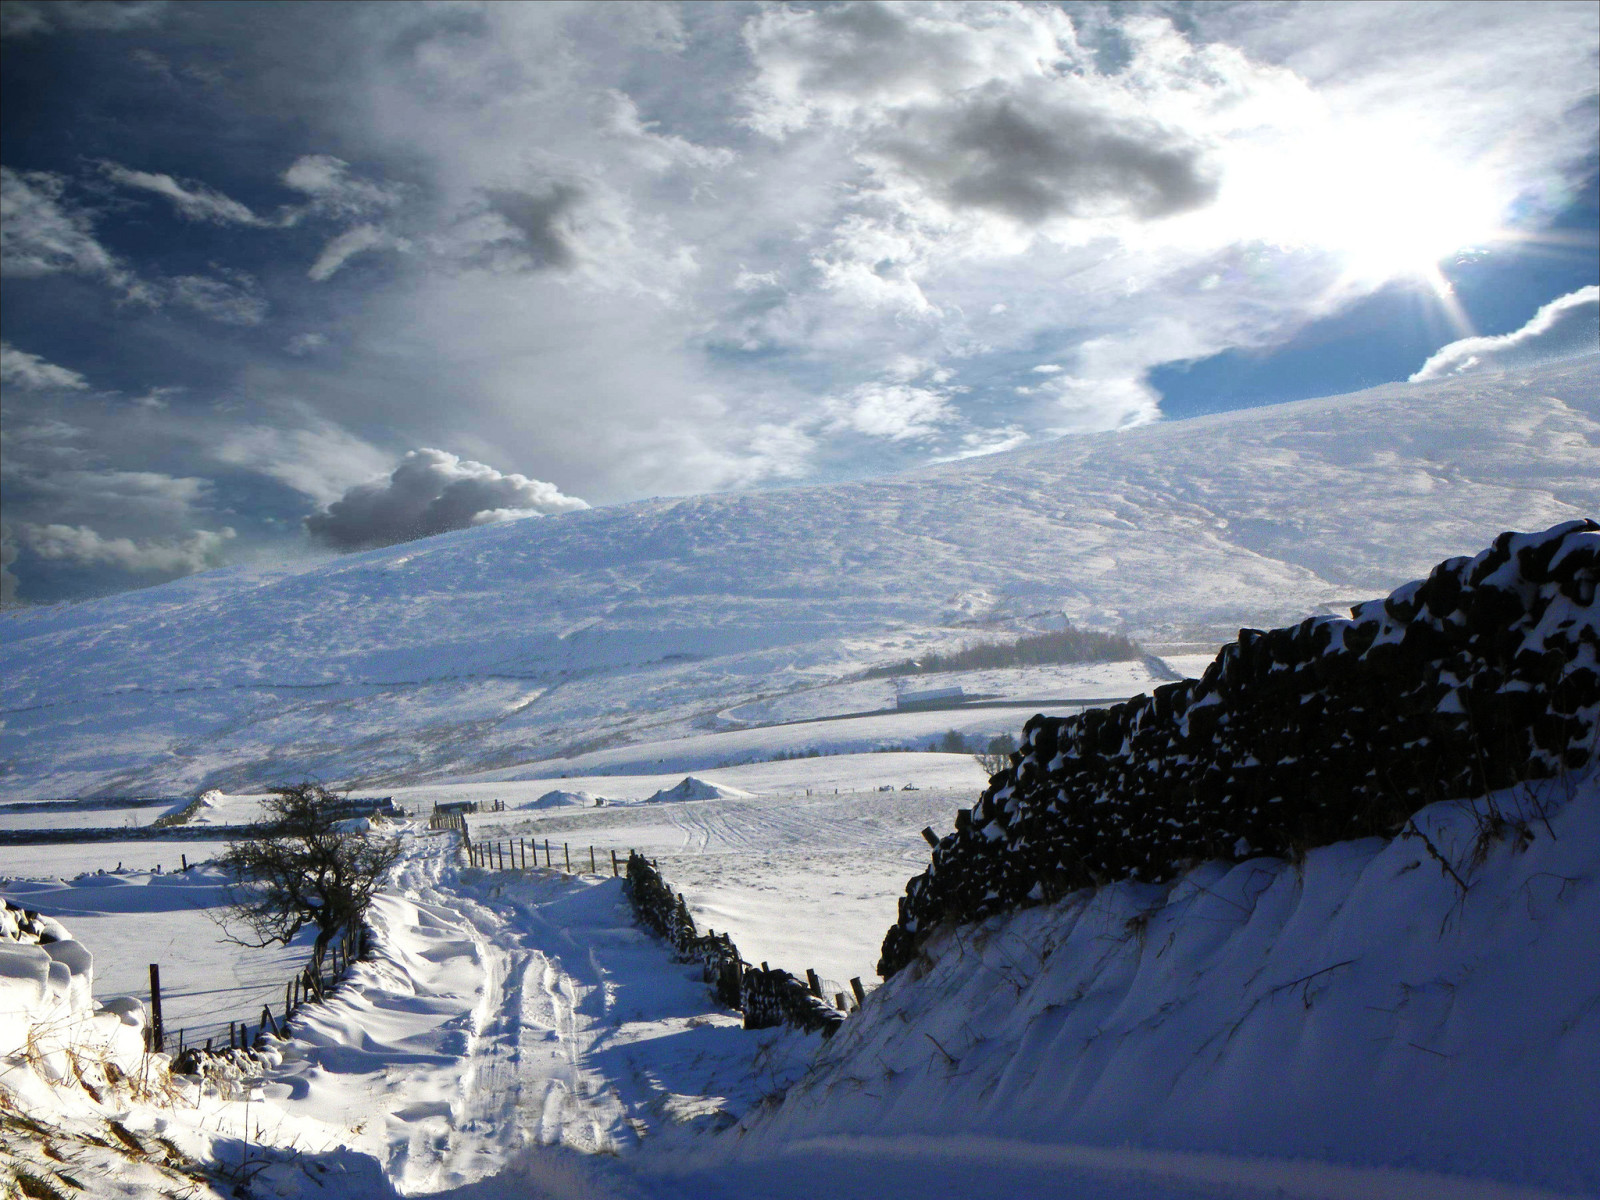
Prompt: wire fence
<box><xmin>150</xmin><ymin>920</ymin><xmax>367</xmax><ymax>1063</ymax></box>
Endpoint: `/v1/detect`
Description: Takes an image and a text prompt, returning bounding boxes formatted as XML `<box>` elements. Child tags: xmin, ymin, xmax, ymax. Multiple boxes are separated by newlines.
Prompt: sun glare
<box><xmin>1219</xmin><ymin>124</ymin><xmax>1510</xmax><ymax>333</ymax></box>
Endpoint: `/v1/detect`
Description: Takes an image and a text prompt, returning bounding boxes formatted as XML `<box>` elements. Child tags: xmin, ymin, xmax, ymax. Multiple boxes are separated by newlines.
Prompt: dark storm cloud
<box><xmin>305</xmin><ymin>449</ymin><xmax>587</xmax><ymax>551</ymax></box>
<box><xmin>878</xmin><ymin>96</ymin><xmax>1217</xmax><ymax>224</ymax></box>
<box><xmin>481</xmin><ymin>185</ymin><xmax>585</xmax><ymax>270</ymax></box>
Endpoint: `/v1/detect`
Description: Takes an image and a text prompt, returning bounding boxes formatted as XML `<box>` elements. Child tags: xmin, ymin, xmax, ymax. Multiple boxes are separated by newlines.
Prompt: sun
<box><xmin>1217</xmin><ymin>123</ymin><xmax>1510</xmax><ymax>332</ymax></box>
<box><xmin>1304</xmin><ymin>137</ymin><xmax>1504</xmax><ymax>280</ymax></box>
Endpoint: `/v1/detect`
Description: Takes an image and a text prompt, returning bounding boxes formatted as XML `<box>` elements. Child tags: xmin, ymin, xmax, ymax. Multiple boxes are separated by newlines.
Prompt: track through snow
<box><xmin>270</xmin><ymin>826</ymin><xmax>815</xmax><ymax>1195</ymax></box>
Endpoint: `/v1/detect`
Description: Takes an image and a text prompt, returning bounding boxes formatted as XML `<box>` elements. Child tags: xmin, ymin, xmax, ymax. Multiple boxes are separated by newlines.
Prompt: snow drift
<box><xmin>646</xmin><ymin>776</ymin><xmax>754</xmax><ymax>804</ymax></box>
<box><xmin>1</xmin><ymin>897</ymin><xmax>147</xmax><ymax>1085</ymax></box>
<box><xmin>525</xmin><ymin>788</ymin><xmax>598</xmax><ymax>809</ymax></box>
<box><xmin>745</xmin><ymin>774</ymin><xmax>1599</xmax><ymax>1195</ymax></box>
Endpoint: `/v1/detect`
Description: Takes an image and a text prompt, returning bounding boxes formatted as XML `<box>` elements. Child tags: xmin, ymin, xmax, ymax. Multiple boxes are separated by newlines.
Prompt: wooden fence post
<box><xmin>611</xmin><ymin>850</ymin><xmax>619</xmax><ymax>876</ymax></box>
<box><xmin>148</xmin><ymin>964</ymin><xmax>164</xmax><ymax>1053</ymax></box>
<box><xmin>806</xmin><ymin>969</ymin><xmax>823</xmax><ymax>999</ymax></box>
<box><xmin>850</xmin><ymin>977</ymin><xmax>866</xmax><ymax>1006</ymax></box>
<box><xmin>564</xmin><ymin>843</ymin><xmax>571</xmax><ymax>872</ymax></box>
<box><xmin>589</xmin><ymin>846</ymin><xmax>596</xmax><ymax>874</ymax></box>
<box><xmin>545</xmin><ymin>838</ymin><xmax>551</xmax><ymax>866</ymax></box>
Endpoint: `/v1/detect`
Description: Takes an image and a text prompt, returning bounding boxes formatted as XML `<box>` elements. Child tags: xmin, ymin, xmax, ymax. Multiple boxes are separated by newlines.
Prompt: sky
<box><xmin>1</xmin><ymin>0</ymin><xmax>1597</xmax><ymax>605</ymax></box>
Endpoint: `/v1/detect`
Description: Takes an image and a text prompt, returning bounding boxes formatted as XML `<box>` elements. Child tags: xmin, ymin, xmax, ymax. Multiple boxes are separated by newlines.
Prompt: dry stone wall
<box><xmin>880</xmin><ymin>520</ymin><xmax>1600</xmax><ymax>978</ymax></box>
<box><xmin>626</xmin><ymin>852</ymin><xmax>842</xmax><ymax>1035</ymax></box>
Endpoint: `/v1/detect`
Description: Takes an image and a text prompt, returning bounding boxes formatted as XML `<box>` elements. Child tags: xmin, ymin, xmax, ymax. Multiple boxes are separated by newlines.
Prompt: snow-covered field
<box><xmin>3</xmin><ymin>357</ymin><xmax>1595</xmax><ymax>801</ymax></box>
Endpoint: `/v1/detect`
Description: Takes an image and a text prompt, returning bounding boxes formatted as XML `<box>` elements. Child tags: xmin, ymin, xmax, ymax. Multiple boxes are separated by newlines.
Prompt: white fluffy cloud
<box><xmin>18</xmin><ymin>522</ymin><xmax>235</xmax><ymax>574</ymax></box>
<box><xmin>305</xmin><ymin>448</ymin><xmax>588</xmax><ymax>551</ymax></box>
<box><xmin>1410</xmin><ymin>287</ymin><xmax>1600</xmax><ymax>381</ymax></box>
<box><xmin>0</xmin><ymin>342</ymin><xmax>88</xmax><ymax>391</ymax></box>
<box><xmin>827</xmin><ymin>382</ymin><xmax>955</xmax><ymax>441</ymax></box>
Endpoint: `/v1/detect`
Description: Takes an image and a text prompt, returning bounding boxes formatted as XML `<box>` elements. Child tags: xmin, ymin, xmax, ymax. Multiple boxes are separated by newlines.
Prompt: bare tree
<box><xmin>219</xmin><ymin>783</ymin><xmax>401</xmax><ymax>956</ymax></box>
<box><xmin>975</xmin><ymin>732</ymin><xmax>1018</xmax><ymax>777</ymax></box>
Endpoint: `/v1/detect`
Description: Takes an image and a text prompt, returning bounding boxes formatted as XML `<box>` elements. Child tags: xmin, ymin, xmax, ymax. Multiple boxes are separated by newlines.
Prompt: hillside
<box><xmin>2</xmin><ymin>356</ymin><xmax>1596</xmax><ymax>800</ymax></box>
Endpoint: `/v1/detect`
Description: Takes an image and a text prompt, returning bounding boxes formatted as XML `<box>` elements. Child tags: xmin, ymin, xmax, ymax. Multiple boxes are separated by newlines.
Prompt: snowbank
<box><xmin>748</xmin><ymin>777</ymin><xmax>1600</xmax><ymax>1194</ymax></box>
<box><xmin>1</xmin><ymin>898</ymin><xmax>146</xmax><ymax>1078</ymax></box>
<box><xmin>526</xmin><ymin>788</ymin><xmax>599</xmax><ymax>809</ymax></box>
<box><xmin>646</xmin><ymin>776</ymin><xmax>755</xmax><ymax>804</ymax></box>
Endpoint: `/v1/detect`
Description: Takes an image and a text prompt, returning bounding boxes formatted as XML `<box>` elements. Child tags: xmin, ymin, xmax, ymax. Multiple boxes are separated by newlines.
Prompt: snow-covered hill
<box><xmin>2</xmin><ymin>356</ymin><xmax>1596</xmax><ymax>801</ymax></box>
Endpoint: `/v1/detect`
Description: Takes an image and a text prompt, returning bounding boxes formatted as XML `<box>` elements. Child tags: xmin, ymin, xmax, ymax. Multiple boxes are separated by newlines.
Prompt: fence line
<box><xmin>158</xmin><ymin>920</ymin><xmax>367</xmax><ymax>1069</ymax></box>
<box><xmin>439</xmin><ymin>812</ymin><xmax>858</xmax><ymax>1036</ymax></box>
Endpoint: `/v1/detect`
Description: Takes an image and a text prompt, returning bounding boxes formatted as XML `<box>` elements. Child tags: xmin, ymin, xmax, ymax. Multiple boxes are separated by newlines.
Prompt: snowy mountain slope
<box><xmin>740</xmin><ymin>775</ymin><xmax>1600</xmax><ymax>1196</ymax></box>
<box><xmin>2</xmin><ymin>356</ymin><xmax>1596</xmax><ymax>800</ymax></box>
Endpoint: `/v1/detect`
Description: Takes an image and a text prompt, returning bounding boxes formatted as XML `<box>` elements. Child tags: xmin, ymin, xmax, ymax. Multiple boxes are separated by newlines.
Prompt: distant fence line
<box><xmin>434</xmin><ymin>812</ymin><xmax>860</xmax><ymax>1035</ymax></box>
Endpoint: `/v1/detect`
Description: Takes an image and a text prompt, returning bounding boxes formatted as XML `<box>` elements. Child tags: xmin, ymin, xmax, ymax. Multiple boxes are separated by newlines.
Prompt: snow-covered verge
<box><xmin>0</xmin><ymin>900</ymin><xmax>236</xmax><ymax>1200</ymax></box>
<box><xmin>740</xmin><ymin>774</ymin><xmax>1600</xmax><ymax>1196</ymax></box>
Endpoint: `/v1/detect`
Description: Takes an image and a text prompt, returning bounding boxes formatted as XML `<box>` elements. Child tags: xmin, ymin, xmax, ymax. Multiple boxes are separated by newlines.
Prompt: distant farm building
<box><xmin>896</xmin><ymin>685</ymin><xmax>965</xmax><ymax>711</ymax></box>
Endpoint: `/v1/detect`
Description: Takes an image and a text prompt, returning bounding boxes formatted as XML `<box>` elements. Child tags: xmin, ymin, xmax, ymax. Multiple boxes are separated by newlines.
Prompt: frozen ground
<box><xmin>3</xmin><ymin>357</ymin><xmax>1596</xmax><ymax>801</ymax></box>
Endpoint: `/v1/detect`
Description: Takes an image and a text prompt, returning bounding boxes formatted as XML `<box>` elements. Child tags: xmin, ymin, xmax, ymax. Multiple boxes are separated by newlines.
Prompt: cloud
<box><xmin>101</xmin><ymin>162</ymin><xmax>263</xmax><ymax>225</ymax></box>
<box><xmin>167</xmin><ymin>273</ymin><xmax>269</xmax><ymax>325</ymax></box>
<box><xmin>0</xmin><ymin>527</ymin><xmax>17</xmax><ymax>606</ymax></box>
<box><xmin>1410</xmin><ymin>286</ymin><xmax>1600</xmax><ymax>381</ymax></box>
<box><xmin>307</xmin><ymin>224</ymin><xmax>389</xmax><ymax>281</ymax></box>
<box><xmin>6</xmin><ymin>466</ymin><xmax>213</xmax><ymax>521</ymax></box>
<box><xmin>282</xmin><ymin>155</ymin><xmax>406</xmax><ymax>220</ymax></box>
<box><xmin>304</xmin><ymin>448</ymin><xmax>588</xmax><ymax>551</ymax></box>
<box><xmin>874</xmin><ymin>93</ymin><xmax>1216</xmax><ymax>225</ymax></box>
<box><xmin>0</xmin><ymin>0</ymin><xmax>165</xmax><ymax>37</ymax></box>
<box><xmin>0</xmin><ymin>167</ymin><xmax>142</xmax><ymax>293</ymax></box>
<box><xmin>742</xmin><ymin>1</ymin><xmax>1076</xmax><ymax>136</ymax></box>
<box><xmin>285</xmin><ymin>332</ymin><xmax>329</xmax><ymax>356</ymax></box>
<box><xmin>480</xmin><ymin>185</ymin><xmax>585</xmax><ymax>271</ymax></box>
<box><xmin>0</xmin><ymin>343</ymin><xmax>89</xmax><ymax>390</ymax></box>
<box><xmin>212</xmin><ymin>418</ymin><xmax>392</xmax><ymax>507</ymax></box>
<box><xmin>18</xmin><ymin>522</ymin><xmax>234</xmax><ymax>574</ymax></box>
<box><xmin>827</xmin><ymin>382</ymin><xmax>955</xmax><ymax>441</ymax></box>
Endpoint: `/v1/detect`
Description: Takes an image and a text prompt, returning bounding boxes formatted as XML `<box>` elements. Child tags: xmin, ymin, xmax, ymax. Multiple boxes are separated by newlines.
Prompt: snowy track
<box><xmin>270</xmin><ymin>827</ymin><xmax>814</xmax><ymax>1194</ymax></box>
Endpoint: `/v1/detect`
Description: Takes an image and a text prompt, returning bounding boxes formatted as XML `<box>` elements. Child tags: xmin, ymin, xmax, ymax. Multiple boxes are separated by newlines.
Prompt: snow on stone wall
<box><xmin>881</xmin><ymin>519</ymin><xmax>1600</xmax><ymax>977</ymax></box>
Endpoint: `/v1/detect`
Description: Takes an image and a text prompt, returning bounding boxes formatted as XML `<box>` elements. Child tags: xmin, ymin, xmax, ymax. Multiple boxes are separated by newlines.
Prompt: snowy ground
<box><xmin>0</xmin><ymin>864</ymin><xmax>311</xmax><ymax>1048</ymax></box>
<box><xmin>0</xmin><ymin>753</ymin><xmax>989</xmax><ymax>1047</ymax></box>
<box><xmin>8</xmin><ymin>777</ymin><xmax>1593</xmax><ymax>1200</ymax></box>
